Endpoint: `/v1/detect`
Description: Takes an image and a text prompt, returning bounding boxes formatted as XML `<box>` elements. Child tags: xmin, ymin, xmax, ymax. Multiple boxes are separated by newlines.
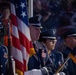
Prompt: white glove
<box><xmin>53</xmin><ymin>72</ymin><xmax>65</xmax><ymax>75</ymax></box>
<box><xmin>53</xmin><ymin>73</ymin><xmax>60</xmax><ymax>75</ymax></box>
<box><xmin>59</xmin><ymin>72</ymin><xmax>66</xmax><ymax>75</ymax></box>
<box><xmin>24</xmin><ymin>69</ymin><xmax>42</xmax><ymax>75</ymax></box>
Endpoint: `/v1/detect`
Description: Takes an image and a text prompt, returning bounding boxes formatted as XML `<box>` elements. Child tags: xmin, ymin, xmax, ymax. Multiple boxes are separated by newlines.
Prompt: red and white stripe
<box><xmin>10</xmin><ymin>2</ymin><xmax>31</xmax><ymax>74</ymax></box>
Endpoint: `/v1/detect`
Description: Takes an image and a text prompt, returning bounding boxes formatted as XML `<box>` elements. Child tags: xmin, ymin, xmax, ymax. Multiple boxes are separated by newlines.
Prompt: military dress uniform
<box><xmin>0</xmin><ymin>45</ymin><xmax>8</xmax><ymax>75</ymax></box>
<box><xmin>28</xmin><ymin>41</ymin><xmax>48</xmax><ymax>70</ymax></box>
<box><xmin>28</xmin><ymin>29</ymin><xmax>66</xmax><ymax>75</ymax></box>
<box><xmin>62</xmin><ymin>46</ymin><xmax>76</xmax><ymax>75</ymax></box>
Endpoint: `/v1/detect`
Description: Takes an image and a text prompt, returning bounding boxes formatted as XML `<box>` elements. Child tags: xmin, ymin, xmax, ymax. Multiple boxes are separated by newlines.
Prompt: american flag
<box><xmin>10</xmin><ymin>0</ymin><xmax>32</xmax><ymax>74</ymax></box>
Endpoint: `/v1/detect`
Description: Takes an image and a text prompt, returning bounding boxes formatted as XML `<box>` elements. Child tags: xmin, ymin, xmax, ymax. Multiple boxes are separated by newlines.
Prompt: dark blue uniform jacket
<box><xmin>28</xmin><ymin>51</ymin><xmax>65</xmax><ymax>75</ymax></box>
<box><xmin>62</xmin><ymin>46</ymin><xmax>76</xmax><ymax>75</ymax></box>
<box><xmin>0</xmin><ymin>45</ymin><xmax>8</xmax><ymax>75</ymax></box>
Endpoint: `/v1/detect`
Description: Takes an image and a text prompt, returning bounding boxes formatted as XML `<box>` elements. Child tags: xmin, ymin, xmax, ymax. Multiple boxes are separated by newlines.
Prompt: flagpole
<box><xmin>28</xmin><ymin>0</ymin><xmax>33</xmax><ymax>17</ymax></box>
<box><xmin>8</xmin><ymin>22</ymin><xmax>14</xmax><ymax>75</ymax></box>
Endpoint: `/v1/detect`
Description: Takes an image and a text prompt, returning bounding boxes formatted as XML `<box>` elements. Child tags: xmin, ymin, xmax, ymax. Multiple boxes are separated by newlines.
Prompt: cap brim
<box><xmin>67</xmin><ymin>34</ymin><xmax>76</xmax><ymax>37</ymax></box>
<box><xmin>42</xmin><ymin>36</ymin><xmax>56</xmax><ymax>40</ymax></box>
<box><xmin>29</xmin><ymin>23</ymin><xmax>42</xmax><ymax>28</ymax></box>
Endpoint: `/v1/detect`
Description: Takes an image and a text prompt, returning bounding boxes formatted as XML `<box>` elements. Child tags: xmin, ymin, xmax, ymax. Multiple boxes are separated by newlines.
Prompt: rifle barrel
<box><xmin>55</xmin><ymin>56</ymin><xmax>70</xmax><ymax>74</ymax></box>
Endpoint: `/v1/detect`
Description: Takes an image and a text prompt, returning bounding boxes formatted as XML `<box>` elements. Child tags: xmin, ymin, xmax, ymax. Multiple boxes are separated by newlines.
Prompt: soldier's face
<box><xmin>29</xmin><ymin>26</ymin><xmax>41</xmax><ymax>42</ymax></box>
<box><xmin>65</xmin><ymin>36</ymin><xmax>76</xmax><ymax>49</ymax></box>
<box><xmin>45</xmin><ymin>39</ymin><xmax>57</xmax><ymax>50</ymax></box>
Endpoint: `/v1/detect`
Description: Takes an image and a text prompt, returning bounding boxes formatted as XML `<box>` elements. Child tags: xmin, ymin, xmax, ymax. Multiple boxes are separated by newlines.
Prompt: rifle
<box><xmin>55</xmin><ymin>50</ymin><xmax>76</xmax><ymax>74</ymax></box>
<box><xmin>8</xmin><ymin>22</ymin><xmax>14</xmax><ymax>75</ymax></box>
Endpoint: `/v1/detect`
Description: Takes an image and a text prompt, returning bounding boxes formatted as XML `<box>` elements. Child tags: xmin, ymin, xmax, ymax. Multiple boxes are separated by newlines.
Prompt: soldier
<box><xmin>29</xmin><ymin>15</ymin><xmax>42</xmax><ymax>56</ymax></box>
<box><xmin>39</xmin><ymin>29</ymin><xmax>66</xmax><ymax>75</ymax></box>
<box><xmin>0</xmin><ymin>22</ymin><xmax>8</xmax><ymax>75</ymax></box>
<box><xmin>60</xmin><ymin>27</ymin><xmax>76</xmax><ymax>75</ymax></box>
<box><xmin>27</xmin><ymin>15</ymin><xmax>48</xmax><ymax>75</ymax></box>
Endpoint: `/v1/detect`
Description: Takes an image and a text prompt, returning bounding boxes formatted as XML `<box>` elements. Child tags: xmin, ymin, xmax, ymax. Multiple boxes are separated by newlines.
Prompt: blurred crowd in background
<box><xmin>33</xmin><ymin>0</ymin><xmax>76</xmax><ymax>31</ymax></box>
